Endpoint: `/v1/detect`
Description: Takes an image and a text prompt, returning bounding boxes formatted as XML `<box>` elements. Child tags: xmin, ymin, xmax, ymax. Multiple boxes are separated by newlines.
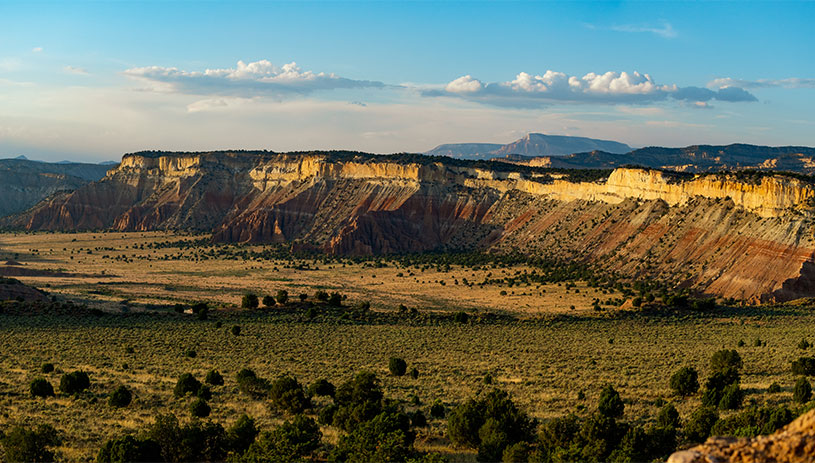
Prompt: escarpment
<box><xmin>6</xmin><ymin>150</ymin><xmax>815</xmax><ymax>302</ymax></box>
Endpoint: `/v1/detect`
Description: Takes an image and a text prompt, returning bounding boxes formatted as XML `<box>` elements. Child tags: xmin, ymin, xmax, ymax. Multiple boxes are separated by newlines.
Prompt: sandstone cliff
<box><xmin>0</xmin><ymin>158</ymin><xmax>112</xmax><ymax>218</ymax></box>
<box><xmin>6</xmin><ymin>150</ymin><xmax>815</xmax><ymax>302</ymax></box>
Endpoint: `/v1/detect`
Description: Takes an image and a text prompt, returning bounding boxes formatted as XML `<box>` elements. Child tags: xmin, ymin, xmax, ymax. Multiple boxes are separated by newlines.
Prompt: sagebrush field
<box><xmin>1</xmin><ymin>232</ymin><xmax>814</xmax><ymax>461</ymax></box>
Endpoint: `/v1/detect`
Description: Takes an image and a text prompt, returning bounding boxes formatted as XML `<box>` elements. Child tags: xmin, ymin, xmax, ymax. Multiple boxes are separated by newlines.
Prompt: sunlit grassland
<box><xmin>0</xmin><ymin>308</ymin><xmax>813</xmax><ymax>461</ymax></box>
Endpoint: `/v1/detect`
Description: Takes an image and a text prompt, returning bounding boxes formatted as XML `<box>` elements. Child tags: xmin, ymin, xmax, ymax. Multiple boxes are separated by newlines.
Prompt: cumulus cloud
<box><xmin>31</xmin><ymin>47</ymin><xmax>43</xmax><ymax>53</ymax></box>
<box><xmin>708</xmin><ymin>77</ymin><xmax>815</xmax><ymax>89</ymax></box>
<box><xmin>123</xmin><ymin>59</ymin><xmax>385</xmax><ymax>97</ymax></box>
<box><xmin>425</xmin><ymin>70</ymin><xmax>757</xmax><ymax>108</ymax></box>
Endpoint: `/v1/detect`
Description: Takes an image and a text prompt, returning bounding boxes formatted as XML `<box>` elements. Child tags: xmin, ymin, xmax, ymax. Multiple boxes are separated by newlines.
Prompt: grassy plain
<box><xmin>0</xmin><ymin>231</ymin><xmax>616</xmax><ymax>314</ymax></box>
<box><xmin>0</xmin><ymin>232</ymin><xmax>814</xmax><ymax>461</ymax></box>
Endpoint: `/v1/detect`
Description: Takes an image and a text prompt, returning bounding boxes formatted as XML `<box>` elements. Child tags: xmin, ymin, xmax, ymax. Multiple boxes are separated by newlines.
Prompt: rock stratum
<box><xmin>6</xmin><ymin>150</ymin><xmax>815</xmax><ymax>302</ymax></box>
<box><xmin>0</xmin><ymin>158</ymin><xmax>114</xmax><ymax>218</ymax></box>
<box><xmin>668</xmin><ymin>409</ymin><xmax>815</xmax><ymax>463</ymax></box>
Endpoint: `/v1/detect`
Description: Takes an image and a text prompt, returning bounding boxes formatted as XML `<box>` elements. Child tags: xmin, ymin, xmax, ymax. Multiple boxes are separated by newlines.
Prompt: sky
<box><xmin>0</xmin><ymin>1</ymin><xmax>814</xmax><ymax>163</ymax></box>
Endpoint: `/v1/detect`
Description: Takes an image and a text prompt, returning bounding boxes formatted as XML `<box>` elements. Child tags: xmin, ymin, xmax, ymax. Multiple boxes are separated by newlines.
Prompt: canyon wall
<box><xmin>6</xmin><ymin>151</ymin><xmax>815</xmax><ymax>302</ymax></box>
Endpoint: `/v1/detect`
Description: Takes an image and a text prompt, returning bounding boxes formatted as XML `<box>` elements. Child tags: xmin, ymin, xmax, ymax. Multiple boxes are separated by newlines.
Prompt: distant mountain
<box><xmin>506</xmin><ymin>143</ymin><xmax>815</xmax><ymax>174</ymax></box>
<box><xmin>0</xmin><ymin>158</ymin><xmax>114</xmax><ymax>218</ymax></box>
<box><xmin>494</xmin><ymin>133</ymin><xmax>631</xmax><ymax>157</ymax></box>
<box><xmin>425</xmin><ymin>143</ymin><xmax>504</xmax><ymax>160</ymax></box>
<box><xmin>425</xmin><ymin>133</ymin><xmax>631</xmax><ymax>160</ymax></box>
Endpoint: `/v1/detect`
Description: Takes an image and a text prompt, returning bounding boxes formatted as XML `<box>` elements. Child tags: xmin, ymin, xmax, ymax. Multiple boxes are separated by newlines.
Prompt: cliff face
<box><xmin>7</xmin><ymin>151</ymin><xmax>815</xmax><ymax>302</ymax></box>
<box><xmin>0</xmin><ymin>159</ymin><xmax>113</xmax><ymax>218</ymax></box>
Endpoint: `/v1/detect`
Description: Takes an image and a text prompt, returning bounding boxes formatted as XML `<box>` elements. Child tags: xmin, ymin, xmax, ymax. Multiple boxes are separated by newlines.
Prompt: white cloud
<box><xmin>186</xmin><ymin>97</ymin><xmax>257</xmax><ymax>113</ymax></box>
<box><xmin>708</xmin><ymin>77</ymin><xmax>815</xmax><ymax>89</ymax></box>
<box><xmin>63</xmin><ymin>65</ymin><xmax>89</xmax><ymax>75</ymax></box>
<box><xmin>425</xmin><ymin>70</ymin><xmax>756</xmax><ymax>107</ymax></box>
<box><xmin>611</xmin><ymin>22</ymin><xmax>677</xmax><ymax>39</ymax></box>
<box><xmin>123</xmin><ymin>59</ymin><xmax>385</xmax><ymax>98</ymax></box>
<box><xmin>31</xmin><ymin>47</ymin><xmax>43</xmax><ymax>53</ymax></box>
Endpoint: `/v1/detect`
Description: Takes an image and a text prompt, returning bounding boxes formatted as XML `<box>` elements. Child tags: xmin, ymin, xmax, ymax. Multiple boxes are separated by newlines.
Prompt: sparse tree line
<box><xmin>5</xmin><ymin>345</ymin><xmax>815</xmax><ymax>463</ymax></box>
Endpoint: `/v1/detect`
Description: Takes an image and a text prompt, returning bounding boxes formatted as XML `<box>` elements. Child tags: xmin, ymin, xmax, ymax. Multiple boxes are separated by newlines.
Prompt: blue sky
<box><xmin>1</xmin><ymin>1</ymin><xmax>813</xmax><ymax>162</ymax></box>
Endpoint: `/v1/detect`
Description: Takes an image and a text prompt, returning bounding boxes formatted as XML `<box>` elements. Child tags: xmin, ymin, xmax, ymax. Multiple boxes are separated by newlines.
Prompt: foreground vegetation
<box><xmin>2</xmin><ymin>299</ymin><xmax>815</xmax><ymax>461</ymax></box>
<box><xmin>2</xmin><ymin>232</ymin><xmax>815</xmax><ymax>461</ymax></box>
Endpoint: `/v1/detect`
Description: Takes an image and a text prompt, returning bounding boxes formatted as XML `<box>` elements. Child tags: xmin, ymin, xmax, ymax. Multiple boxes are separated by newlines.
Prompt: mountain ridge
<box><xmin>0</xmin><ymin>158</ymin><xmax>116</xmax><ymax>218</ymax></box>
<box><xmin>5</xmin><ymin>149</ymin><xmax>815</xmax><ymax>303</ymax></box>
<box><xmin>426</xmin><ymin>133</ymin><xmax>631</xmax><ymax>159</ymax></box>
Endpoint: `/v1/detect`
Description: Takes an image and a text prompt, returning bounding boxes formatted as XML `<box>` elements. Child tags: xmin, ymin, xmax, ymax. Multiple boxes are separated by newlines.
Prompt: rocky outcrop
<box><xmin>0</xmin><ymin>158</ymin><xmax>113</xmax><ymax>217</ymax></box>
<box><xmin>668</xmin><ymin>409</ymin><xmax>815</xmax><ymax>463</ymax></box>
<box><xmin>6</xmin><ymin>150</ymin><xmax>815</xmax><ymax>302</ymax></box>
<box><xmin>0</xmin><ymin>277</ymin><xmax>48</xmax><ymax>302</ymax></box>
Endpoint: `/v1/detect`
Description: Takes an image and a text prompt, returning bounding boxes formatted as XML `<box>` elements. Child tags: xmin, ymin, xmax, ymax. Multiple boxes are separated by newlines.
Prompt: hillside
<box><xmin>508</xmin><ymin>143</ymin><xmax>815</xmax><ymax>174</ymax></box>
<box><xmin>425</xmin><ymin>133</ymin><xmax>630</xmax><ymax>159</ymax></box>
<box><xmin>5</xmin><ymin>150</ymin><xmax>815</xmax><ymax>303</ymax></box>
<box><xmin>0</xmin><ymin>158</ymin><xmax>114</xmax><ymax>217</ymax></box>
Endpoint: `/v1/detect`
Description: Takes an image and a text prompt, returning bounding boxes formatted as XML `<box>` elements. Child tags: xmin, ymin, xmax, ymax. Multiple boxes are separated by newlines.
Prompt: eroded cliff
<box><xmin>6</xmin><ymin>150</ymin><xmax>815</xmax><ymax>302</ymax></box>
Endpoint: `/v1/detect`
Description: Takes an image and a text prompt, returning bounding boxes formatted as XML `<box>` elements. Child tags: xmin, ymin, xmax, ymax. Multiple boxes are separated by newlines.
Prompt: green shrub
<box><xmin>669</xmin><ymin>367</ymin><xmax>699</xmax><ymax>396</ymax></box>
<box><xmin>718</xmin><ymin>383</ymin><xmax>744</xmax><ymax>410</ymax></box>
<box><xmin>190</xmin><ymin>398</ymin><xmax>211</xmax><ymax>418</ymax></box>
<box><xmin>262</xmin><ymin>295</ymin><xmax>275</xmax><ymax>308</ymax></box>
<box><xmin>447</xmin><ymin>389</ymin><xmax>535</xmax><ymax>460</ymax></box>
<box><xmin>241</xmin><ymin>294</ymin><xmax>258</xmax><ymax>309</ymax></box>
<box><xmin>332</xmin><ymin>371</ymin><xmax>384</xmax><ymax>432</ymax></box>
<box><xmin>332</xmin><ymin>409</ymin><xmax>412</xmax><ymax>462</ymax></box>
<box><xmin>711</xmin><ymin>349</ymin><xmax>743</xmax><ymax>373</ymax></box>
<box><xmin>59</xmin><ymin>371</ymin><xmax>90</xmax><ymax>395</ymax></box>
<box><xmin>269</xmin><ymin>375</ymin><xmax>311</xmax><ymax>415</ymax></box>
<box><xmin>144</xmin><ymin>413</ymin><xmax>227</xmax><ymax>462</ymax></box>
<box><xmin>768</xmin><ymin>382</ymin><xmax>782</xmax><ymax>393</ymax></box>
<box><xmin>389</xmin><ymin>357</ymin><xmax>407</xmax><ymax>376</ymax></box>
<box><xmin>97</xmin><ymin>435</ymin><xmax>162</xmax><ymax>463</ymax></box>
<box><xmin>453</xmin><ymin>311</ymin><xmax>469</xmax><ymax>323</ymax></box>
<box><xmin>656</xmin><ymin>403</ymin><xmax>680</xmax><ymax>428</ymax></box>
<box><xmin>502</xmin><ymin>442</ymin><xmax>530</xmax><ymax>463</ymax></box>
<box><xmin>29</xmin><ymin>378</ymin><xmax>54</xmax><ymax>398</ymax></box>
<box><xmin>231</xmin><ymin>325</ymin><xmax>241</xmax><ymax>336</ymax></box>
<box><xmin>243</xmin><ymin>415</ymin><xmax>321</xmax><ymax>462</ymax></box>
<box><xmin>196</xmin><ymin>385</ymin><xmax>212</xmax><ymax>400</ymax></box>
<box><xmin>318</xmin><ymin>404</ymin><xmax>338</xmax><ymax>426</ymax></box>
<box><xmin>308</xmin><ymin>379</ymin><xmax>335</xmax><ymax>397</ymax></box>
<box><xmin>40</xmin><ymin>363</ymin><xmax>54</xmax><ymax>374</ymax></box>
<box><xmin>598</xmin><ymin>384</ymin><xmax>624</xmax><ymax>418</ymax></box>
<box><xmin>108</xmin><ymin>385</ymin><xmax>132</xmax><ymax>408</ymax></box>
<box><xmin>276</xmin><ymin>290</ymin><xmax>288</xmax><ymax>305</ymax></box>
<box><xmin>684</xmin><ymin>407</ymin><xmax>719</xmax><ymax>443</ymax></box>
<box><xmin>226</xmin><ymin>414</ymin><xmax>258</xmax><ymax>454</ymax></box>
<box><xmin>799</xmin><ymin>339</ymin><xmax>811</xmax><ymax>350</ymax></box>
<box><xmin>327</xmin><ymin>292</ymin><xmax>342</xmax><ymax>306</ymax></box>
<box><xmin>411</xmin><ymin>410</ymin><xmax>427</xmax><ymax>428</ymax></box>
<box><xmin>173</xmin><ymin>373</ymin><xmax>202</xmax><ymax>398</ymax></box>
<box><xmin>0</xmin><ymin>424</ymin><xmax>61</xmax><ymax>462</ymax></box>
<box><xmin>236</xmin><ymin>369</ymin><xmax>270</xmax><ymax>399</ymax></box>
<box><xmin>205</xmin><ymin>369</ymin><xmax>224</xmax><ymax>386</ymax></box>
<box><xmin>430</xmin><ymin>401</ymin><xmax>445</xmax><ymax>419</ymax></box>
<box><xmin>794</xmin><ymin>377</ymin><xmax>812</xmax><ymax>404</ymax></box>
<box><xmin>791</xmin><ymin>357</ymin><xmax>815</xmax><ymax>376</ymax></box>
<box><xmin>710</xmin><ymin>406</ymin><xmax>794</xmax><ymax>437</ymax></box>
